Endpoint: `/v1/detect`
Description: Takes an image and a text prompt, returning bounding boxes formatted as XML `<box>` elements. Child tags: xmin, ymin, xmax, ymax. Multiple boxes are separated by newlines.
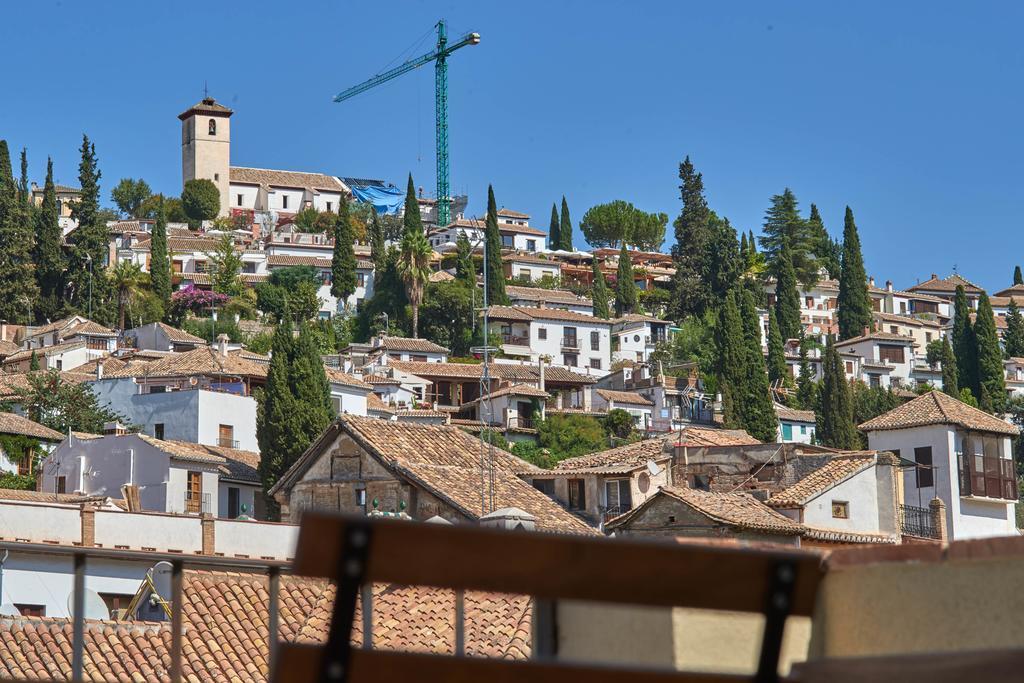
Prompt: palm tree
<box><xmin>110</xmin><ymin>260</ymin><xmax>145</xmax><ymax>330</ymax></box>
<box><xmin>397</xmin><ymin>228</ymin><xmax>433</xmax><ymax>338</ymax></box>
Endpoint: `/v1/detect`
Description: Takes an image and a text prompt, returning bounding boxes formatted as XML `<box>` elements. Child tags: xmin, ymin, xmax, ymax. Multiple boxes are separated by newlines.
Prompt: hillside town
<box><xmin>3</xmin><ymin>7</ymin><xmax>1024</xmax><ymax>678</ymax></box>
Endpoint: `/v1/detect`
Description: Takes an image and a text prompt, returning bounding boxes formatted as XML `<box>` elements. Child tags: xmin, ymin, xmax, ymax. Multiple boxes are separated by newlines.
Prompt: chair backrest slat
<box><xmin>292</xmin><ymin>513</ymin><xmax>825</xmax><ymax>615</ymax></box>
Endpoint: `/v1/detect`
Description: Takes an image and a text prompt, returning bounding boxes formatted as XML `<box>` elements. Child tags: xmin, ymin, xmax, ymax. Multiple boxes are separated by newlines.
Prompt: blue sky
<box><xmin>3</xmin><ymin>1</ymin><xmax>1023</xmax><ymax>291</ymax></box>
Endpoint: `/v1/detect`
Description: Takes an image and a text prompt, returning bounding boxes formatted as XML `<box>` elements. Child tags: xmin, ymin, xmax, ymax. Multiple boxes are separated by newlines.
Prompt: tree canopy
<box><xmin>110</xmin><ymin>178</ymin><xmax>152</xmax><ymax>219</ymax></box>
<box><xmin>181</xmin><ymin>178</ymin><xmax>220</xmax><ymax>228</ymax></box>
<box><xmin>579</xmin><ymin>200</ymin><xmax>667</xmax><ymax>251</ymax></box>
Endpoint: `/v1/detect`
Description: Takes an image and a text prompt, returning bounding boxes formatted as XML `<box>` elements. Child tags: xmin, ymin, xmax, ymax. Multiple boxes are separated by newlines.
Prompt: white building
<box><xmin>497</xmin><ymin>209</ymin><xmax>547</xmax><ymax>252</ymax></box>
<box><xmin>265</xmin><ymin>253</ymin><xmax>374</xmax><ymax>315</ymax></box>
<box><xmin>595</xmin><ymin>363</ymin><xmax>715</xmax><ymax>430</ymax></box>
<box><xmin>503</xmin><ymin>253</ymin><xmax>561</xmax><ymax>283</ymax></box>
<box><xmin>506</xmin><ymin>285</ymin><xmax>593</xmax><ymax>316</ymax></box>
<box><xmin>835</xmin><ymin>330</ymin><xmax>918</xmax><ymax>389</ymax></box>
<box><xmin>123</xmin><ymin>322</ymin><xmax>206</xmax><ymax>353</ymax></box>
<box><xmin>365</xmin><ymin>335</ymin><xmax>449</xmax><ymax>363</ymax></box>
<box><xmin>40</xmin><ymin>432</ymin><xmax>261</xmax><ymax>519</ymax></box>
<box><xmin>861</xmin><ymin>390</ymin><xmax>1019</xmax><ymax>540</ymax></box>
<box><xmin>611</xmin><ymin>314</ymin><xmax>672</xmax><ymax>364</ymax></box>
<box><xmin>325</xmin><ymin>369</ymin><xmax>372</xmax><ymax>417</ymax></box>
<box><xmin>592</xmin><ymin>389</ymin><xmax>653</xmax><ymax>429</ymax></box>
<box><xmin>775</xmin><ymin>404</ymin><xmax>816</xmax><ymax>444</ymax></box>
<box><xmin>88</xmin><ymin>346</ymin><xmax>266</xmax><ymax>452</ymax></box>
<box><xmin>487</xmin><ymin>305</ymin><xmax>613</xmax><ymax>371</ymax></box>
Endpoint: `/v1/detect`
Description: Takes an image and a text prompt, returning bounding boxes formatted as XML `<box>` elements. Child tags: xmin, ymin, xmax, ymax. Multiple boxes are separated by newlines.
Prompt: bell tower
<box><xmin>178</xmin><ymin>96</ymin><xmax>233</xmax><ymax>217</ymax></box>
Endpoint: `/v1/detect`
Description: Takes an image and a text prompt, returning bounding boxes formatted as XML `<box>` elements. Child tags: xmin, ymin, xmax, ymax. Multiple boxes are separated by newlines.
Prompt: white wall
<box><xmin>95</xmin><ymin>508</ymin><xmax>203</xmax><ymax>552</ymax></box>
<box><xmin>312</xmin><ymin>191</ymin><xmax>342</xmax><ymax>213</ymax></box>
<box><xmin>217</xmin><ymin>481</ymin><xmax>258</xmax><ymax>519</ymax></box>
<box><xmin>267</xmin><ymin>187</ymin><xmax>304</xmax><ymax>213</ymax></box>
<box><xmin>330</xmin><ymin>384</ymin><xmax>369</xmax><ymax>417</ymax></box>
<box><xmin>509</xmin><ymin>261</ymin><xmax>560</xmax><ymax>282</ymax></box>
<box><xmin>505</xmin><ymin>317</ymin><xmax>612</xmax><ymax>371</ymax></box>
<box><xmin>215</xmin><ymin>518</ymin><xmax>297</xmax><ymax>558</ymax></box>
<box><xmin>800</xmin><ymin>466</ymin><xmax>882</xmax><ymax>533</ymax></box>
<box><xmin>197</xmin><ymin>390</ymin><xmax>259</xmax><ymax>451</ymax></box>
<box><xmin>229</xmin><ymin>183</ymin><xmax>260</xmax><ymax>211</ymax></box>
<box><xmin>0</xmin><ymin>554</ymin><xmax>144</xmax><ymax>618</ymax></box>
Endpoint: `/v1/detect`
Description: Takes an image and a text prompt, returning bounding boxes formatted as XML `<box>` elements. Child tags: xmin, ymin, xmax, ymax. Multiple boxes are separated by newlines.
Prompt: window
<box><xmin>282</xmin><ymin>195</ymin><xmax>289</xmax><ymax>210</ymax></box>
<box><xmin>568</xmin><ymin>479</ymin><xmax>586</xmax><ymax>510</ymax></box>
<box><xmin>237</xmin><ymin>194</ymin><xmax>243</xmax><ymax>206</ymax></box>
<box><xmin>925</xmin><ymin>332</ymin><xmax>932</xmax><ymax>342</ymax></box>
<box><xmin>890</xmin><ymin>326</ymin><xmax>899</xmax><ymax>334</ymax></box>
<box><xmin>527</xmin><ymin>239</ymin><xmax>536</xmax><ymax>251</ymax></box>
<box><xmin>99</xmin><ymin>593</ymin><xmax>133</xmax><ymax>616</ymax></box>
<box><xmin>410</xmin><ymin>354</ymin><xmax>428</xmax><ymax>362</ymax></box>
<box><xmin>149</xmin><ymin>386</ymin><xmax>166</xmax><ymax>394</ymax></box>
<box><xmin>209</xmin><ymin>119</ymin><xmax>217</xmax><ymax>135</ymax></box>
<box><xmin>878</xmin><ymin>344</ymin><xmax>905</xmax><ymax>364</ymax></box>
<box><xmin>86</xmin><ymin>337</ymin><xmax>107</xmax><ymax>350</ymax></box>
<box><xmin>590</xmin><ymin>358</ymin><xmax>602</xmax><ymax>370</ymax></box>
<box><xmin>958</xmin><ymin>436</ymin><xmax>1017</xmax><ymax>500</ymax></box>
<box><xmin>14</xmin><ymin>604</ymin><xmax>45</xmax><ymax>617</ymax></box>
<box><xmin>782</xmin><ymin>423</ymin><xmax>793</xmax><ymax>440</ymax></box>
<box><xmin>55</xmin><ymin>360</ymin><xmax>62</xmax><ymax>371</ymax></box>
<box><xmin>590</xmin><ymin>330</ymin><xmax>600</xmax><ymax>351</ymax></box>
<box><xmin>805</xmin><ymin>296</ymin><xmax>814</xmax><ymax>308</ymax></box>
<box><xmin>605</xmin><ymin>479</ymin><xmax>633</xmax><ymax>511</ymax></box>
<box><xmin>563</xmin><ymin>353</ymin><xmax>578</xmax><ymax>367</ymax></box>
<box><xmin>214</xmin><ymin>173</ymin><xmax>219</xmax><ymax>182</ymax></box>
<box><xmin>900</xmin><ymin>302</ymin><xmax>908</xmax><ymax>314</ymax></box>
<box><xmin>56</xmin><ymin>476</ymin><xmax>66</xmax><ymax>494</ymax></box>
<box><xmin>831</xmin><ymin>501</ymin><xmax>849</xmax><ymax>519</ymax></box>
<box><xmin>154</xmin><ymin>424</ymin><xmax>164</xmax><ymax>440</ymax></box>
<box><xmin>326</xmin><ymin>201</ymin><xmax>333</xmax><ymax>212</ymax></box>
<box><xmin>538</xmin><ymin>328</ymin><xmax>547</xmax><ymax>340</ymax></box>
<box><xmin>227</xmin><ymin>487</ymin><xmax>240</xmax><ymax>519</ymax></box>
<box><xmin>218</xmin><ymin>424</ymin><xmax>235</xmax><ymax>448</ymax></box>
<box><xmin>914</xmin><ymin>446</ymin><xmax>934</xmax><ymax>489</ymax></box>
<box><xmin>868</xmin><ymin>374</ymin><xmax>880</xmax><ymax>389</ymax></box>
<box><xmin>533</xmin><ymin>479</ymin><xmax>555</xmax><ymax>495</ymax></box>
<box><xmin>519</xmin><ymin>269</ymin><xmax>531</xmax><ymax>279</ymax></box>
<box><xmin>355</xmin><ymin>487</ymin><xmax>367</xmax><ymax>511</ymax></box>
<box><xmin>186</xmin><ymin>471</ymin><xmax>202</xmax><ymax>513</ymax></box>
<box><xmin>356</xmin><ymin>273</ymin><xmax>366</xmax><ymax>287</ymax></box>
<box><xmin>502</xmin><ymin>235</ymin><xmax>514</xmax><ymax>247</ymax></box>
<box><xmin>845</xmin><ymin>361</ymin><xmax>853</xmax><ymax>374</ymax></box>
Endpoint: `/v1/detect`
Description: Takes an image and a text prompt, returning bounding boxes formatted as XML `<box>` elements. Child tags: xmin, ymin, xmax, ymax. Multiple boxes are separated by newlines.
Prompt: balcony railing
<box><xmin>898</xmin><ymin>503</ymin><xmax>939</xmax><ymax>539</ymax></box>
<box><xmin>218</xmin><ymin>437</ymin><xmax>240</xmax><ymax>449</ymax></box>
<box><xmin>185</xmin><ymin>492</ymin><xmax>212</xmax><ymax>515</ymax></box>
<box><xmin>602</xmin><ymin>504</ymin><xmax>629</xmax><ymax>523</ymax></box>
<box><xmin>501</xmin><ymin>333</ymin><xmax>529</xmax><ymax>346</ymax></box>
<box><xmin>507</xmin><ymin>414</ymin><xmax>535</xmax><ymax>430</ymax></box>
<box><xmin>561</xmin><ymin>337</ymin><xmax>579</xmax><ymax>349</ymax></box>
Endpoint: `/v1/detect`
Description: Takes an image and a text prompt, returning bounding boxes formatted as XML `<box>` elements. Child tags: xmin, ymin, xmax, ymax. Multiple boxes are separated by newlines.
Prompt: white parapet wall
<box><xmin>215</xmin><ymin>518</ymin><xmax>298</xmax><ymax>559</ymax></box>
<box><xmin>94</xmin><ymin>509</ymin><xmax>204</xmax><ymax>554</ymax></box>
<box><xmin>0</xmin><ymin>502</ymin><xmax>82</xmax><ymax>545</ymax></box>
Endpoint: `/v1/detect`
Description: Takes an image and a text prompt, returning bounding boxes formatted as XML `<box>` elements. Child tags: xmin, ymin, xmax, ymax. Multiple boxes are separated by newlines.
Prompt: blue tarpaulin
<box><xmin>350</xmin><ymin>184</ymin><xmax>405</xmax><ymax>215</ymax></box>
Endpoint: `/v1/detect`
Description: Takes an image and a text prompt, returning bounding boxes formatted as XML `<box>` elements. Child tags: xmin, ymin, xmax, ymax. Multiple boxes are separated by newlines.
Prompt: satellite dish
<box><xmin>646</xmin><ymin>460</ymin><xmax>662</xmax><ymax>476</ymax></box>
<box><xmin>150</xmin><ymin>561</ymin><xmax>174</xmax><ymax>602</ymax></box>
<box><xmin>67</xmin><ymin>588</ymin><xmax>110</xmax><ymax>621</ymax></box>
<box><xmin>0</xmin><ymin>604</ymin><xmax>20</xmax><ymax>616</ymax></box>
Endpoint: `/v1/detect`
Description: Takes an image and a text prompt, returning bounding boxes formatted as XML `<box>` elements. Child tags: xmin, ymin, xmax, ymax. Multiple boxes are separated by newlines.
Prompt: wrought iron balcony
<box><xmin>898</xmin><ymin>503</ymin><xmax>939</xmax><ymax>539</ymax></box>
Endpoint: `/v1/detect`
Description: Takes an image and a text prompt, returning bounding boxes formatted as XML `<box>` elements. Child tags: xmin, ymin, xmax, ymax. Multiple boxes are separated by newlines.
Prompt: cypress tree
<box><xmin>17</xmin><ymin>149</ymin><xmax>29</xmax><ymax>209</ymax></box>
<box><xmin>951</xmin><ymin>285</ymin><xmax>977</xmax><ymax>394</ymax></box>
<box><xmin>149</xmin><ymin>196</ymin><xmax>172</xmax><ymax>310</ymax></box>
<box><xmin>67</xmin><ymin>135</ymin><xmax>110</xmax><ymax>319</ymax></box>
<box><xmin>454</xmin><ymin>231</ymin><xmax>475</xmax><ymax>286</ymax></box>
<box><xmin>548</xmin><ymin>203</ymin><xmax>560</xmax><ymax>251</ymax></box>
<box><xmin>369</xmin><ymin>211</ymin><xmax>385</xmax><ymax>282</ymax></box>
<box><xmin>483</xmin><ymin>185</ymin><xmax>508</xmax><ymax>305</ymax></box>
<box><xmin>0</xmin><ymin>141</ymin><xmax>37</xmax><ymax>323</ymax></box>
<box><xmin>35</xmin><ymin>157</ymin><xmax>66</xmax><ymax>320</ymax></box>
<box><xmin>973</xmin><ymin>293</ymin><xmax>1006</xmax><ymax>413</ymax></box>
<box><xmin>29</xmin><ymin>350</ymin><xmax>39</xmax><ymax>372</ymax></box>
<box><xmin>795</xmin><ymin>337</ymin><xmax>818</xmax><ymax>410</ymax></box>
<box><xmin>707</xmin><ymin>212</ymin><xmax>742</xmax><ymax>306</ymax></box>
<box><xmin>773</xmin><ymin>240</ymin><xmax>802</xmax><ymax>341</ymax></box>
<box><xmin>808</xmin><ymin>203</ymin><xmax>840</xmax><ymax>279</ymax></box>
<box><xmin>591</xmin><ymin>258</ymin><xmax>610</xmax><ymax>319</ymax></box>
<box><xmin>940</xmin><ymin>338</ymin><xmax>959</xmax><ymax>397</ymax></box>
<box><xmin>256</xmin><ymin>321</ymin><xmax>299</xmax><ymax>519</ymax></box>
<box><xmin>739</xmin><ymin>232</ymin><xmax>748</xmax><ymax>264</ymax></box>
<box><xmin>290</xmin><ymin>323</ymin><xmax>333</xmax><ymax>443</ymax></box>
<box><xmin>331</xmin><ymin>193</ymin><xmax>357</xmax><ymax>306</ymax></box>
<box><xmin>402</xmin><ymin>173</ymin><xmax>422</xmax><ymax>235</ymax></box>
<box><xmin>1004</xmin><ymin>298</ymin><xmax>1024</xmax><ymax>358</ymax></box>
<box><xmin>766</xmin><ymin>308</ymin><xmax>788</xmax><ymax>387</ymax></box>
<box><xmin>558</xmin><ymin>196</ymin><xmax>573</xmax><ymax>251</ymax></box>
<box><xmin>670</xmin><ymin>156</ymin><xmax>713</xmax><ymax>318</ymax></box>
<box><xmin>1015</xmin><ymin>266</ymin><xmax>1023</xmax><ymax>286</ymax></box>
<box><xmin>761</xmin><ymin>188</ymin><xmax>818</xmax><ymax>287</ymax></box>
<box><xmin>716</xmin><ymin>290</ymin><xmax>745</xmax><ymax>427</ymax></box>
<box><xmin>615</xmin><ymin>244</ymin><xmax>637</xmax><ymax>316</ymax></box>
<box><xmin>836</xmin><ymin>206</ymin><xmax>872</xmax><ymax>340</ymax></box>
<box><xmin>816</xmin><ymin>337</ymin><xmax>856</xmax><ymax>449</ymax></box>
<box><xmin>740</xmin><ymin>290</ymin><xmax>778</xmax><ymax>442</ymax></box>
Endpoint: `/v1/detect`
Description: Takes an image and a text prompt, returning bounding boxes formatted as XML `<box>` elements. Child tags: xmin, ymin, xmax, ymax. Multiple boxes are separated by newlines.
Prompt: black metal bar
<box><xmin>71</xmin><ymin>552</ymin><xmax>85</xmax><ymax>683</ymax></box>
<box><xmin>319</xmin><ymin>521</ymin><xmax>371</xmax><ymax>682</ymax></box>
<box><xmin>361</xmin><ymin>583</ymin><xmax>372</xmax><ymax>650</ymax></box>
<box><xmin>454</xmin><ymin>589</ymin><xmax>465</xmax><ymax>656</ymax></box>
<box><xmin>170</xmin><ymin>559</ymin><xmax>183</xmax><ymax>683</ymax></box>
<box><xmin>268</xmin><ymin>565</ymin><xmax>280</xmax><ymax>674</ymax></box>
<box><xmin>532</xmin><ymin>598</ymin><xmax>558</xmax><ymax>661</ymax></box>
<box><xmin>755</xmin><ymin>560</ymin><xmax>797</xmax><ymax>683</ymax></box>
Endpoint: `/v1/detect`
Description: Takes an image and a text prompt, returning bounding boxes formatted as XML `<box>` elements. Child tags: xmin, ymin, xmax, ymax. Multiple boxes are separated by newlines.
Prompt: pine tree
<box><xmin>795</xmin><ymin>337</ymin><xmax>818</xmax><ymax>410</ymax></box>
<box><xmin>558</xmin><ymin>196</ymin><xmax>573</xmax><ymax>251</ymax></box>
<box><xmin>454</xmin><ymin>231</ymin><xmax>475</xmax><ymax>286</ymax></box>
<box><xmin>1015</xmin><ymin>266</ymin><xmax>1023</xmax><ymax>286</ymax></box>
<box><xmin>773</xmin><ymin>240</ymin><xmax>802</xmax><ymax>341</ymax></box>
<box><xmin>760</xmin><ymin>188</ymin><xmax>818</xmax><ymax>287</ymax></box>
<box><xmin>331</xmin><ymin>193</ymin><xmax>357</xmax><ymax>306</ymax></box>
<box><xmin>35</xmin><ymin>157</ymin><xmax>66</xmax><ymax>320</ymax></box>
<box><xmin>816</xmin><ymin>337</ymin><xmax>856</xmax><ymax>449</ymax></box>
<box><xmin>615</xmin><ymin>244</ymin><xmax>637</xmax><ymax>316</ymax></box>
<box><xmin>974</xmin><ymin>293</ymin><xmax>1006</xmax><ymax>413</ymax></box>
<box><xmin>591</xmin><ymin>258</ymin><xmax>610</xmax><ymax>319</ymax></box>
<box><xmin>1004</xmin><ymin>298</ymin><xmax>1024</xmax><ymax>358</ymax></box>
<box><xmin>766</xmin><ymin>308</ymin><xmax>788</xmax><ymax>386</ymax></box>
<box><xmin>483</xmin><ymin>185</ymin><xmax>508</xmax><ymax>305</ymax></box>
<box><xmin>548</xmin><ymin>204</ymin><xmax>560</xmax><ymax>251</ymax></box>
<box><xmin>740</xmin><ymin>289</ymin><xmax>778</xmax><ymax>442</ymax></box>
<box><xmin>951</xmin><ymin>285</ymin><xmax>977</xmax><ymax>395</ymax></box>
<box><xmin>402</xmin><ymin>174</ymin><xmax>423</xmax><ymax>235</ymax></box>
<box><xmin>369</xmin><ymin>211</ymin><xmax>385</xmax><ymax>282</ymax></box>
<box><xmin>670</xmin><ymin>156</ymin><xmax>712</xmax><ymax>318</ymax></box>
<box><xmin>836</xmin><ymin>206</ymin><xmax>872</xmax><ymax>340</ymax></box>
<box><xmin>940</xmin><ymin>338</ymin><xmax>959</xmax><ymax>397</ymax></box>
<box><xmin>149</xmin><ymin>196</ymin><xmax>172</xmax><ymax>310</ymax></box>
<box><xmin>716</xmin><ymin>290</ymin><xmax>746</xmax><ymax>427</ymax></box>
<box><xmin>0</xmin><ymin>141</ymin><xmax>38</xmax><ymax>323</ymax></box>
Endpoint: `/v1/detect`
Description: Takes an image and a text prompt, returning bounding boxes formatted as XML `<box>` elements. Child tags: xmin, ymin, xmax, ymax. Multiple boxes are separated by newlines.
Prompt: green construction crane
<box><xmin>333</xmin><ymin>20</ymin><xmax>480</xmax><ymax>228</ymax></box>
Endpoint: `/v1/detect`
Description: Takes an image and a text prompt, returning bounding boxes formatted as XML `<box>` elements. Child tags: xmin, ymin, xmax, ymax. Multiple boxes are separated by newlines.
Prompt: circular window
<box><xmin>638</xmin><ymin>473</ymin><xmax>650</xmax><ymax>493</ymax></box>
<box><xmin>633</xmin><ymin>334</ymin><xmax>640</xmax><ymax>342</ymax></box>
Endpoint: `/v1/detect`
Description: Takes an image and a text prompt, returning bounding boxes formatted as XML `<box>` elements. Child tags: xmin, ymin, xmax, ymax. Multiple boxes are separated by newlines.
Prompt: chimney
<box><xmin>216</xmin><ymin>333</ymin><xmax>229</xmax><ymax>357</ymax></box>
<box><xmin>931</xmin><ymin>273</ymin><xmax>938</xmax><ymax>280</ymax></box>
<box><xmin>863</xmin><ymin>325</ymin><xmax>870</xmax><ymax>336</ymax></box>
<box><xmin>538</xmin><ymin>299</ymin><xmax>546</xmax><ymax>309</ymax></box>
<box><xmin>418</xmin><ymin>186</ymin><xmax>424</xmax><ymax>198</ymax></box>
<box><xmin>96</xmin><ymin>360</ymin><xmax>104</xmax><ymax>380</ymax></box>
<box><xmin>886</xmin><ymin>280</ymin><xmax>893</xmax><ymax>292</ymax></box>
<box><xmin>479</xmin><ymin>507</ymin><xmax>536</xmax><ymax>532</ymax></box>
<box><xmin>104</xmin><ymin>421</ymin><xmax>127</xmax><ymax>435</ymax></box>
<box><xmin>0</xmin><ymin>320</ymin><xmax>7</xmax><ymax>342</ymax></box>
<box><xmin>868</xmin><ymin>276</ymin><xmax>875</xmax><ymax>287</ymax></box>
<box><xmin>537</xmin><ymin>356</ymin><xmax>545</xmax><ymax>392</ymax></box>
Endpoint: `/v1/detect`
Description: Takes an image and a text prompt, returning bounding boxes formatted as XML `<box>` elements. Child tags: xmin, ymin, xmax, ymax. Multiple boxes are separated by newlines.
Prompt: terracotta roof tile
<box><xmin>0</xmin><ymin>412</ymin><xmax>63</xmax><ymax>441</ymax></box>
<box><xmin>103</xmin><ymin>347</ymin><xmax>268</xmax><ymax>380</ymax></box>
<box><xmin>774</xmin><ymin>403</ymin><xmax>816</xmax><ymax>423</ymax></box>
<box><xmin>366</xmin><ymin>393</ymin><xmax>396</xmax><ymax>415</ymax></box>
<box><xmin>2</xmin><ymin>339</ymin><xmax>86</xmax><ymax>364</ymax></box>
<box><xmin>230</xmin><ymin>166</ymin><xmax>346</xmax><ymax>192</ymax></box>
<box><xmin>506</xmin><ymin>286</ymin><xmax>592</xmax><ymax>307</ymax></box>
<box><xmin>387</xmin><ymin>360</ymin><xmax>597</xmax><ymax>385</ymax></box>
<box><xmin>859</xmin><ymin>390</ymin><xmax>1018</xmax><ymax>435</ymax></box>
<box><xmin>463</xmin><ymin>383</ymin><xmax>550</xmax><ymax>405</ymax></box>
<box><xmin>550</xmin><ymin>437</ymin><xmax>670</xmax><ymax>475</ymax></box>
<box><xmin>375</xmin><ymin>337</ymin><xmax>449</xmax><ymax>354</ymax></box>
<box><xmin>767</xmin><ymin>453</ymin><xmax>878</xmax><ymax>508</ymax></box>
<box><xmin>154</xmin><ymin>322</ymin><xmax>206</xmax><ymax>345</ymax></box>
<box><xmin>906</xmin><ymin>273</ymin><xmax>983</xmax><ymax>294</ymax></box>
<box><xmin>486</xmin><ymin>305</ymin><xmax>613</xmax><ymax>326</ymax></box>
<box><xmin>595</xmin><ymin>389</ymin><xmax>653</xmax><ymax>406</ymax></box>
<box><xmin>834</xmin><ymin>331</ymin><xmax>916</xmax><ymax>347</ymax></box>
<box><xmin>324</xmin><ymin>368</ymin><xmax>372</xmax><ymax>390</ymax></box>
<box><xmin>661</xmin><ymin>487</ymin><xmax>803</xmax><ymax>534</ymax></box>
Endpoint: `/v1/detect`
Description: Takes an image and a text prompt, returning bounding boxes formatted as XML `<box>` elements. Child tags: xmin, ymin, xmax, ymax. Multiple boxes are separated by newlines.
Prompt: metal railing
<box><xmin>507</xmin><ymin>414</ymin><xmax>535</xmax><ymax>429</ymax></box>
<box><xmin>185</xmin><ymin>492</ymin><xmax>212</xmax><ymax>515</ymax></box>
<box><xmin>898</xmin><ymin>503</ymin><xmax>939</xmax><ymax>539</ymax></box>
<box><xmin>602</xmin><ymin>505</ymin><xmax>628</xmax><ymax>523</ymax></box>
<box><xmin>561</xmin><ymin>337</ymin><xmax>578</xmax><ymax>349</ymax></box>
<box><xmin>218</xmin><ymin>437</ymin><xmax>240</xmax><ymax>448</ymax></box>
<box><xmin>501</xmin><ymin>333</ymin><xmax>528</xmax><ymax>346</ymax></box>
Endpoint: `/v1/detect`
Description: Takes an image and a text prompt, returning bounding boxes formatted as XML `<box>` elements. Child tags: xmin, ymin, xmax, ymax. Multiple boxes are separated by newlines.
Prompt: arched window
<box><xmin>209</xmin><ymin>119</ymin><xmax>217</xmax><ymax>136</ymax></box>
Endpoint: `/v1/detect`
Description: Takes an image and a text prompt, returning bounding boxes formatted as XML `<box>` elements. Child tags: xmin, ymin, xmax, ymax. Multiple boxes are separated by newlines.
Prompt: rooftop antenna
<box><xmin>203</xmin><ymin>81</ymin><xmax>209</xmax><ymax>99</ymax></box>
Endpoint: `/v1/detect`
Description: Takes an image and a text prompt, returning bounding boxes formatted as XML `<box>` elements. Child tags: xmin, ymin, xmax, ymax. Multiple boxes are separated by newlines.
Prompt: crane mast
<box><xmin>333</xmin><ymin>20</ymin><xmax>480</xmax><ymax>228</ymax></box>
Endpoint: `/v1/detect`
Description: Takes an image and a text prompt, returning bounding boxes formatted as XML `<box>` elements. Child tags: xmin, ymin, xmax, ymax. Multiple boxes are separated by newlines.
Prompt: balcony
<box><xmin>601</xmin><ymin>504</ymin><xmax>629</xmax><ymax>523</ymax></box>
<box><xmin>898</xmin><ymin>503</ymin><xmax>940</xmax><ymax>539</ymax></box>
<box><xmin>501</xmin><ymin>333</ymin><xmax>529</xmax><ymax>347</ymax></box>
<box><xmin>507</xmin><ymin>414</ymin><xmax>535</xmax><ymax>430</ymax></box>
<box><xmin>185</xmin><ymin>492</ymin><xmax>212</xmax><ymax>515</ymax></box>
<box><xmin>218</xmin><ymin>437</ymin><xmax>240</xmax><ymax>449</ymax></box>
<box><xmin>561</xmin><ymin>337</ymin><xmax>579</xmax><ymax>350</ymax></box>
